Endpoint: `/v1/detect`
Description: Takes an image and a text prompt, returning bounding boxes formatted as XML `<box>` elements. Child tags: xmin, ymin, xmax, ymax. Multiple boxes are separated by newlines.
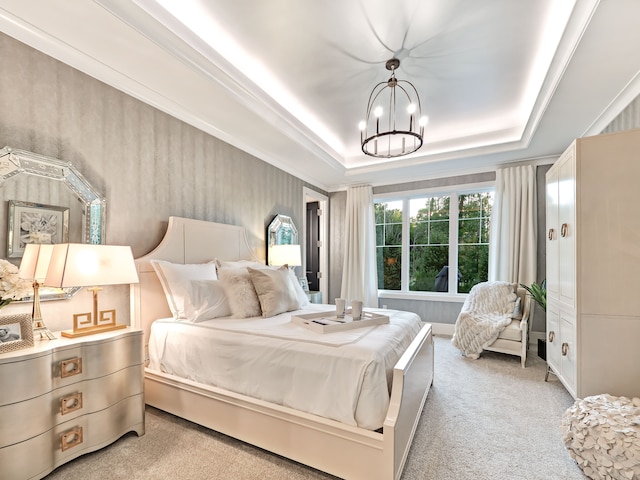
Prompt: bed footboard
<box><xmin>384</xmin><ymin>323</ymin><xmax>434</xmax><ymax>479</ymax></box>
<box><xmin>144</xmin><ymin>323</ymin><xmax>433</xmax><ymax>480</ymax></box>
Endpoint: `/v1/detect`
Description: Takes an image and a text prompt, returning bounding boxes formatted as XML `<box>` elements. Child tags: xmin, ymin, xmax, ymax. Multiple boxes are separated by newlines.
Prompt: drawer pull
<box><xmin>561</xmin><ymin>223</ymin><xmax>568</xmax><ymax>237</ymax></box>
<box><xmin>548</xmin><ymin>228</ymin><xmax>554</xmax><ymax>240</ymax></box>
<box><xmin>61</xmin><ymin>392</ymin><xmax>83</xmax><ymax>415</ymax></box>
<box><xmin>562</xmin><ymin>342</ymin><xmax>569</xmax><ymax>356</ymax></box>
<box><xmin>60</xmin><ymin>357</ymin><xmax>82</xmax><ymax>378</ymax></box>
<box><xmin>61</xmin><ymin>426</ymin><xmax>83</xmax><ymax>451</ymax></box>
<box><xmin>548</xmin><ymin>331</ymin><xmax>555</xmax><ymax>343</ymax></box>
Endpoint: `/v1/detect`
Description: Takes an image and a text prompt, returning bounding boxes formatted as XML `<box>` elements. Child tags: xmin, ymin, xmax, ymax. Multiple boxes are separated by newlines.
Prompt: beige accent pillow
<box><xmin>248</xmin><ymin>266</ymin><xmax>300</xmax><ymax>317</ymax></box>
<box><xmin>217</xmin><ymin>267</ymin><xmax>262</xmax><ymax>318</ymax></box>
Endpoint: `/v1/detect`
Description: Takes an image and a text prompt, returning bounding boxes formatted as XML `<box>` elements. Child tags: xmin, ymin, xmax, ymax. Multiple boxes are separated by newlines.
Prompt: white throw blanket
<box><xmin>451</xmin><ymin>281</ymin><xmax>517</xmax><ymax>359</ymax></box>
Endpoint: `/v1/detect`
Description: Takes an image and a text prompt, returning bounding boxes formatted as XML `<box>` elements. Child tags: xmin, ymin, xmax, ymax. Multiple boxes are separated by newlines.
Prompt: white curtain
<box><xmin>488</xmin><ymin>165</ymin><xmax>537</xmax><ymax>286</ymax></box>
<box><xmin>340</xmin><ymin>185</ymin><xmax>378</xmax><ymax>307</ymax></box>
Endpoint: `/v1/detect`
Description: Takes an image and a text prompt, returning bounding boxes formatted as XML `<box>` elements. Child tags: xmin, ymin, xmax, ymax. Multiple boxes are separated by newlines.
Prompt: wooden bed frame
<box><xmin>131</xmin><ymin>216</ymin><xmax>434</xmax><ymax>480</ymax></box>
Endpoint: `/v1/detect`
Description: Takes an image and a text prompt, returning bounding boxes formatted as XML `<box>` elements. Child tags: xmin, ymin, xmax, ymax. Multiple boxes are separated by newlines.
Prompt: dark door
<box><xmin>306</xmin><ymin>201</ymin><xmax>320</xmax><ymax>291</ymax></box>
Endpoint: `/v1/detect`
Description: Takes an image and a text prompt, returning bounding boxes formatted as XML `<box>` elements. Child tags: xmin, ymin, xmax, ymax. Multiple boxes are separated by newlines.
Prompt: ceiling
<box><xmin>0</xmin><ymin>0</ymin><xmax>639</xmax><ymax>191</ymax></box>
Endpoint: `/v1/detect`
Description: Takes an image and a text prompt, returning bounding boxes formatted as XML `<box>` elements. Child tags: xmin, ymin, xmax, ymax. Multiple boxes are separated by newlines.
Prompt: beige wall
<box><xmin>0</xmin><ymin>32</ymin><xmax>322</xmax><ymax>331</ymax></box>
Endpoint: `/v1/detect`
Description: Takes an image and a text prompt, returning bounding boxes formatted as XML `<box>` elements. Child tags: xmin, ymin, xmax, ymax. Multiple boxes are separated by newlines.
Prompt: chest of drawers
<box><xmin>0</xmin><ymin>327</ymin><xmax>144</xmax><ymax>480</ymax></box>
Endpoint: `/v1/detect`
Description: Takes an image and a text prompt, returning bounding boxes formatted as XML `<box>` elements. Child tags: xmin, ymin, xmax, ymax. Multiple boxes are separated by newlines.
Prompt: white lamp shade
<box><xmin>268</xmin><ymin>244</ymin><xmax>302</xmax><ymax>267</ymax></box>
<box><xmin>44</xmin><ymin>244</ymin><xmax>139</xmax><ymax>287</ymax></box>
<box><xmin>19</xmin><ymin>244</ymin><xmax>54</xmax><ymax>281</ymax></box>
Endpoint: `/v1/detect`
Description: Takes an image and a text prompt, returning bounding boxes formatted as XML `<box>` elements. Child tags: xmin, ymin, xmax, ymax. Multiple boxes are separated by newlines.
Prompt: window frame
<box><xmin>375</xmin><ymin>181</ymin><xmax>494</xmax><ymax>301</ymax></box>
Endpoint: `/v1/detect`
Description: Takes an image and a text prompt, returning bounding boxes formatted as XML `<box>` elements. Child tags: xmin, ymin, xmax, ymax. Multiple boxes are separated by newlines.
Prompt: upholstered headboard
<box><xmin>130</xmin><ymin>216</ymin><xmax>257</xmax><ymax>350</ymax></box>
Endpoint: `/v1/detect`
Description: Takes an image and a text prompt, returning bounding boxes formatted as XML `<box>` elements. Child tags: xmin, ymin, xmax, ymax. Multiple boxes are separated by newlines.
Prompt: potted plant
<box><xmin>520</xmin><ymin>279</ymin><xmax>546</xmax><ymax>312</ymax></box>
<box><xmin>520</xmin><ymin>280</ymin><xmax>547</xmax><ymax>359</ymax></box>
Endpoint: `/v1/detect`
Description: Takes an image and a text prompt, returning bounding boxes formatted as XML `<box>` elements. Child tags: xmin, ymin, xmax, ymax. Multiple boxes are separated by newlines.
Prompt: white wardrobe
<box><xmin>545</xmin><ymin>128</ymin><xmax>640</xmax><ymax>399</ymax></box>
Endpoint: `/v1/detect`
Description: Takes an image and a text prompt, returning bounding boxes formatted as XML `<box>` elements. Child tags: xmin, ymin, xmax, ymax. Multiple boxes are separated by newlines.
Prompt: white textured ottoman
<box><xmin>561</xmin><ymin>394</ymin><xmax>640</xmax><ymax>480</ymax></box>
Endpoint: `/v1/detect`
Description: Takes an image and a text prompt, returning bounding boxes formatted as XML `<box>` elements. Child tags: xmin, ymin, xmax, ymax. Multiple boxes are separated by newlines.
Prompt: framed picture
<box><xmin>7</xmin><ymin>200</ymin><xmax>69</xmax><ymax>258</ymax></box>
<box><xmin>0</xmin><ymin>313</ymin><xmax>34</xmax><ymax>354</ymax></box>
<box><xmin>298</xmin><ymin>276</ymin><xmax>310</xmax><ymax>293</ymax></box>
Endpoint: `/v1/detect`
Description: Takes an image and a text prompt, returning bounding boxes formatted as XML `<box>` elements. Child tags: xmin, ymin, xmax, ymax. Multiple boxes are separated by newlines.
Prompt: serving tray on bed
<box><xmin>291</xmin><ymin>309</ymin><xmax>389</xmax><ymax>333</ymax></box>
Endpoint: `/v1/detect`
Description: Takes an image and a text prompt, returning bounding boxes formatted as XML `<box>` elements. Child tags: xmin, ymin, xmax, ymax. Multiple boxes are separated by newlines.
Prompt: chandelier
<box><xmin>359</xmin><ymin>58</ymin><xmax>427</xmax><ymax>158</ymax></box>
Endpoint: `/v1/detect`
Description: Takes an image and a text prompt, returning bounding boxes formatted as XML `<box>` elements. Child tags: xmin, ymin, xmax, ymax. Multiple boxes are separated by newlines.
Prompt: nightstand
<box><xmin>306</xmin><ymin>291</ymin><xmax>323</xmax><ymax>304</ymax></box>
<box><xmin>0</xmin><ymin>327</ymin><xmax>144</xmax><ymax>480</ymax></box>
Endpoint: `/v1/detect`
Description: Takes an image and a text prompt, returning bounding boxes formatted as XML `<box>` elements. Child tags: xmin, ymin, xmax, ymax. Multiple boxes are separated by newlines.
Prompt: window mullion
<box><xmin>401</xmin><ymin>198</ymin><xmax>410</xmax><ymax>292</ymax></box>
<box><xmin>449</xmin><ymin>193</ymin><xmax>459</xmax><ymax>294</ymax></box>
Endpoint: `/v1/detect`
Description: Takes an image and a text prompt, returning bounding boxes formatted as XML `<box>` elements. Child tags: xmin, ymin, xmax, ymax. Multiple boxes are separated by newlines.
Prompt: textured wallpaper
<box><xmin>0</xmin><ymin>32</ymin><xmax>322</xmax><ymax>330</ymax></box>
<box><xmin>602</xmin><ymin>95</ymin><xmax>640</xmax><ymax>134</ymax></box>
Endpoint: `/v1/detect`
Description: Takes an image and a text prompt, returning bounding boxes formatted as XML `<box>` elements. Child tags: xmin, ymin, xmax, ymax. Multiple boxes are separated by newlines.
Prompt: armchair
<box><xmin>483</xmin><ymin>287</ymin><xmax>531</xmax><ymax>367</ymax></box>
<box><xmin>452</xmin><ymin>283</ymin><xmax>532</xmax><ymax>368</ymax></box>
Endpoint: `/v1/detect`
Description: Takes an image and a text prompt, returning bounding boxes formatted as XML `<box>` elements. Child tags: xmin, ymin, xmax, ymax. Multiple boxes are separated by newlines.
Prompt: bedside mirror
<box><xmin>267</xmin><ymin>215</ymin><xmax>300</xmax><ymax>267</ymax></box>
<box><xmin>0</xmin><ymin>146</ymin><xmax>106</xmax><ymax>301</ymax></box>
<box><xmin>268</xmin><ymin>214</ymin><xmax>298</xmax><ymax>246</ymax></box>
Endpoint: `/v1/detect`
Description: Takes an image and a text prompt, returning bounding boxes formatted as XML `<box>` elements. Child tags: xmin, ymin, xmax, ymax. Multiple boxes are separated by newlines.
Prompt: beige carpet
<box><xmin>45</xmin><ymin>336</ymin><xmax>587</xmax><ymax>479</ymax></box>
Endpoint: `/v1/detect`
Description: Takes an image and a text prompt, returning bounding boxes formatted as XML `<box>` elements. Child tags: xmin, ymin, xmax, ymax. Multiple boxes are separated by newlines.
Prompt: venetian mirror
<box><xmin>0</xmin><ymin>146</ymin><xmax>106</xmax><ymax>301</ymax></box>
<box><xmin>267</xmin><ymin>214</ymin><xmax>300</xmax><ymax>267</ymax></box>
<box><xmin>268</xmin><ymin>214</ymin><xmax>298</xmax><ymax>246</ymax></box>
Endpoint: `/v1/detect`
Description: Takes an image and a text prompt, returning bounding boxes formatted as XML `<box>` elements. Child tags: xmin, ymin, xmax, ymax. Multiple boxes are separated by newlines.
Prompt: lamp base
<box><xmin>61</xmin><ymin>323</ymin><xmax>127</xmax><ymax>338</ymax></box>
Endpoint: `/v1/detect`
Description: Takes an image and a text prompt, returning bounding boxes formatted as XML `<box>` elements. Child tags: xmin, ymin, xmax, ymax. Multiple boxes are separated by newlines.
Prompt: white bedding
<box><xmin>148</xmin><ymin>304</ymin><xmax>423</xmax><ymax>430</ymax></box>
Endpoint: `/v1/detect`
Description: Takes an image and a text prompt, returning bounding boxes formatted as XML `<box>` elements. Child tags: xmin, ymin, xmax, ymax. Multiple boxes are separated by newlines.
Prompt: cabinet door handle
<box><xmin>61</xmin><ymin>392</ymin><xmax>83</xmax><ymax>415</ymax></box>
<box><xmin>561</xmin><ymin>342</ymin><xmax>569</xmax><ymax>356</ymax></box>
<box><xmin>561</xmin><ymin>223</ymin><xmax>568</xmax><ymax>237</ymax></box>
<box><xmin>548</xmin><ymin>228</ymin><xmax>554</xmax><ymax>240</ymax></box>
<box><xmin>60</xmin><ymin>357</ymin><xmax>83</xmax><ymax>378</ymax></box>
<box><xmin>60</xmin><ymin>426</ymin><xmax>83</xmax><ymax>451</ymax></box>
<box><xmin>548</xmin><ymin>331</ymin><xmax>555</xmax><ymax>342</ymax></box>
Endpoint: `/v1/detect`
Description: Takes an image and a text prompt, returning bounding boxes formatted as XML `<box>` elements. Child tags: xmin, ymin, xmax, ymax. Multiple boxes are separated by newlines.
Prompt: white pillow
<box><xmin>288</xmin><ymin>270</ymin><xmax>310</xmax><ymax>308</ymax></box>
<box><xmin>215</xmin><ymin>258</ymin><xmax>264</xmax><ymax>273</ymax></box>
<box><xmin>150</xmin><ymin>260</ymin><xmax>218</xmax><ymax>319</ymax></box>
<box><xmin>248</xmin><ymin>266</ymin><xmax>300</xmax><ymax>317</ymax></box>
<box><xmin>184</xmin><ymin>280</ymin><xmax>231</xmax><ymax>322</ymax></box>
<box><xmin>217</xmin><ymin>267</ymin><xmax>262</xmax><ymax>318</ymax></box>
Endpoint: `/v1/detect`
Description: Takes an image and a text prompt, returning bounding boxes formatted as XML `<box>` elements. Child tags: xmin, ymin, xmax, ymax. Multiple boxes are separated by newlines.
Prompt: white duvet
<box><xmin>148</xmin><ymin>304</ymin><xmax>423</xmax><ymax>430</ymax></box>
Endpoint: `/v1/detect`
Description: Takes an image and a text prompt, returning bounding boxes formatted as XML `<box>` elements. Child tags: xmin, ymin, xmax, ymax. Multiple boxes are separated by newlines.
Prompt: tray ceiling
<box><xmin>0</xmin><ymin>0</ymin><xmax>639</xmax><ymax>190</ymax></box>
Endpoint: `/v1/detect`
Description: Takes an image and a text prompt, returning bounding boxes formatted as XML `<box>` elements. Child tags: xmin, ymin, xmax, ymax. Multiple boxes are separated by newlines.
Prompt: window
<box><xmin>375</xmin><ymin>188</ymin><xmax>493</xmax><ymax>295</ymax></box>
<box><xmin>375</xmin><ymin>200</ymin><xmax>403</xmax><ymax>291</ymax></box>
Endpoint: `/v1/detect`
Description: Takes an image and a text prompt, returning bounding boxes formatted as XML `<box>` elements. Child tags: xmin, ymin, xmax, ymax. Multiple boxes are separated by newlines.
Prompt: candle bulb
<box><xmin>358</xmin><ymin>120</ymin><xmax>366</xmax><ymax>145</ymax></box>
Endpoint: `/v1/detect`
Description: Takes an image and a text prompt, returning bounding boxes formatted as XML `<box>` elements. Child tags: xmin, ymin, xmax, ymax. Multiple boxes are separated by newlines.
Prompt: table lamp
<box><xmin>268</xmin><ymin>244</ymin><xmax>302</xmax><ymax>268</ymax></box>
<box><xmin>18</xmin><ymin>243</ymin><xmax>56</xmax><ymax>340</ymax></box>
<box><xmin>44</xmin><ymin>243</ymin><xmax>139</xmax><ymax>338</ymax></box>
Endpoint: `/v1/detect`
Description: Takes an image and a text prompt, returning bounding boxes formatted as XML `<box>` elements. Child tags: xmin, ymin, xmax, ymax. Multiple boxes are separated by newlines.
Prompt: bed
<box><xmin>131</xmin><ymin>216</ymin><xmax>434</xmax><ymax>480</ymax></box>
